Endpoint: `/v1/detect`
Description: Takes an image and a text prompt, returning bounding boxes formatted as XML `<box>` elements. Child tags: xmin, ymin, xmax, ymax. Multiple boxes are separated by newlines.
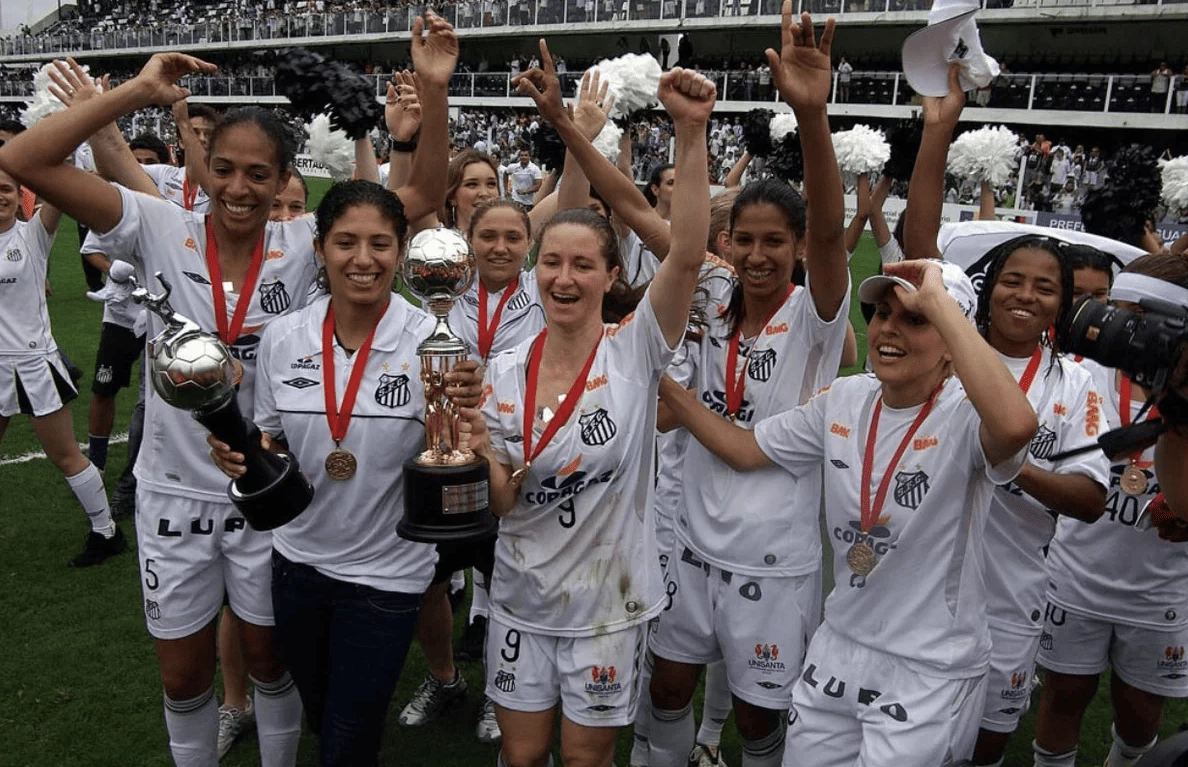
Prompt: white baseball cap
<box><xmin>858</xmin><ymin>259</ymin><xmax>978</xmax><ymax>323</ymax></box>
<box><xmin>902</xmin><ymin>0</ymin><xmax>1000</xmax><ymax>98</ymax></box>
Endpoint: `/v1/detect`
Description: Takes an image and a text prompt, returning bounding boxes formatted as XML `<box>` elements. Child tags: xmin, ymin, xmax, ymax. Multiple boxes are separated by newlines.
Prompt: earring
<box><xmin>315</xmin><ymin>264</ymin><xmax>329</xmax><ymax>292</ymax></box>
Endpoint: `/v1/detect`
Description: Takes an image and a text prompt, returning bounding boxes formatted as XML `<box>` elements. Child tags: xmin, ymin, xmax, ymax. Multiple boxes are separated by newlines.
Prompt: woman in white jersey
<box><xmin>647</xmin><ymin>11</ymin><xmax>851</xmax><ymax>767</ymax></box>
<box><xmin>0</xmin><ymin>24</ymin><xmax>455</xmax><ymax>766</ymax></box>
<box><xmin>1032</xmin><ymin>255</ymin><xmax>1188</xmax><ymax>767</ymax></box>
<box><xmin>458</xmin><ymin>62</ymin><xmax>716</xmax><ymax>767</ymax></box>
<box><xmin>0</xmin><ymin>164</ymin><xmax>126</xmax><ymax>568</ymax></box>
<box><xmin>210</xmin><ymin>181</ymin><xmax>479</xmax><ymax>766</ymax></box>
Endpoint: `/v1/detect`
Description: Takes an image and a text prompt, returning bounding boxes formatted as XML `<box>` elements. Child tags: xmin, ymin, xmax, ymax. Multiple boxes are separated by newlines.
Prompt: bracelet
<box><xmin>390</xmin><ymin>138</ymin><xmax>418</xmax><ymax>153</ymax></box>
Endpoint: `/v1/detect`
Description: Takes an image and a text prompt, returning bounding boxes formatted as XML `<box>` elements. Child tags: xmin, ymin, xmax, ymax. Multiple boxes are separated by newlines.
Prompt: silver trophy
<box><xmin>133</xmin><ymin>272</ymin><xmax>314</xmax><ymax>530</ymax></box>
<box><xmin>397</xmin><ymin>228</ymin><xmax>496</xmax><ymax>543</ymax></box>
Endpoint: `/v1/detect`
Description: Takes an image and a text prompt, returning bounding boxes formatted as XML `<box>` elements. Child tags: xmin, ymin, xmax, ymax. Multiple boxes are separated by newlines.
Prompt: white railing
<box><xmin>1</xmin><ymin>0</ymin><xmax>1185</xmax><ymax>58</ymax></box>
<box><xmin>1</xmin><ymin>70</ymin><xmax>1182</xmax><ymax>116</ymax></box>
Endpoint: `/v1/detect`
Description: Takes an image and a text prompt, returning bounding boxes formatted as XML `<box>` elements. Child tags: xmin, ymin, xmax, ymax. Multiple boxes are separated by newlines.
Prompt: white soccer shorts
<box><xmin>0</xmin><ymin>352</ymin><xmax>77</xmax><ymax>418</ymax></box>
<box><xmin>648</xmin><ymin>545</ymin><xmax>821</xmax><ymax>709</ymax></box>
<box><xmin>784</xmin><ymin>623</ymin><xmax>987</xmax><ymax>767</ymax></box>
<box><xmin>485</xmin><ymin>612</ymin><xmax>646</xmax><ymax>728</ymax></box>
<box><xmin>136</xmin><ymin>487</ymin><xmax>274</xmax><ymax>640</ymax></box>
<box><xmin>1036</xmin><ymin>603</ymin><xmax>1188</xmax><ymax>698</ymax></box>
<box><xmin>981</xmin><ymin>626</ymin><xmax>1042</xmax><ymax>733</ymax></box>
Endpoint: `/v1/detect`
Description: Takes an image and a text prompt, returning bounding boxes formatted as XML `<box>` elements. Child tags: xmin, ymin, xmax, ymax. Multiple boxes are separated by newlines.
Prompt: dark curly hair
<box><xmin>315</xmin><ymin>180</ymin><xmax>408</xmax><ymax>247</ymax></box>
<box><xmin>208</xmin><ymin>106</ymin><xmax>297</xmax><ymax>173</ymax></box>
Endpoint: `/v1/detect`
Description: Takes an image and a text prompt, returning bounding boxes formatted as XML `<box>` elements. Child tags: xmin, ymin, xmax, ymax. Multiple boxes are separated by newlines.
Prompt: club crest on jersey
<box><xmin>145</xmin><ymin>599</ymin><xmax>161</xmax><ymax>620</ymax></box>
<box><xmin>749</xmin><ymin>644</ymin><xmax>786</xmax><ymax>673</ymax></box>
<box><xmin>579</xmin><ymin>408</ymin><xmax>617</xmax><ymax>446</ymax></box>
<box><xmin>1030</xmin><ymin>425</ymin><xmax>1057</xmax><ymax>460</ymax></box>
<box><xmin>747</xmin><ymin>349</ymin><xmax>777</xmax><ymax>382</ymax></box>
<box><xmin>96</xmin><ymin>365</ymin><xmax>114</xmax><ymax>384</ymax></box>
<box><xmin>893</xmin><ymin>471</ymin><xmax>929</xmax><ymax>510</ymax></box>
<box><xmin>586</xmin><ymin>666</ymin><xmax>621</xmax><ymax>696</ymax></box>
<box><xmin>375</xmin><ymin>373</ymin><xmax>411</xmax><ymax>408</ymax></box>
<box><xmin>183</xmin><ymin>271</ymin><xmax>211</xmax><ymax>285</ymax></box>
<box><xmin>5</xmin><ymin>247</ymin><xmax>21</xmax><ymax>262</ymax></box>
<box><xmin>507</xmin><ymin>290</ymin><xmax>531</xmax><ymax>311</ymax></box>
<box><xmin>493</xmin><ymin>670</ymin><xmax>516</xmax><ymax>693</ymax></box>
<box><xmin>258</xmin><ymin>279</ymin><xmax>291</xmax><ymax>314</ymax></box>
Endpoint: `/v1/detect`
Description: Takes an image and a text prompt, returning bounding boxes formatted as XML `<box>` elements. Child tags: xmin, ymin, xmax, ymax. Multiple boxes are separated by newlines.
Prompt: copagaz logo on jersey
<box><xmin>586</xmin><ymin>666</ymin><xmax>621</xmax><ymax>696</ymax></box>
<box><xmin>702</xmin><ymin>389</ymin><xmax>755</xmax><ymax>423</ymax></box>
<box><xmin>1160</xmin><ymin>646</ymin><xmax>1188</xmax><ymax>679</ymax></box>
<box><xmin>525</xmin><ymin>465</ymin><xmax>614</xmax><ymax>506</ymax></box>
<box><xmin>749</xmin><ymin>644</ymin><xmax>785</xmax><ymax>674</ymax></box>
<box><xmin>290</xmin><ymin>355</ymin><xmax>320</xmax><ymax>371</ymax></box>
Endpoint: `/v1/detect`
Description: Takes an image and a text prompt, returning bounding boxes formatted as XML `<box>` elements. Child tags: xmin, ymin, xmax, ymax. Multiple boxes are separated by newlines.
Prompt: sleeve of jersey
<box><xmin>28</xmin><ymin>211</ymin><xmax>54</xmax><ymax>258</ymax></box>
<box><xmin>480</xmin><ymin>368</ymin><xmax>510</xmax><ymax>466</ymax></box>
<box><xmin>281</xmin><ymin>216</ymin><xmax>319</xmax><ymax>308</ymax></box>
<box><xmin>85</xmin><ymin>184</ymin><xmax>166</xmax><ymax>263</ymax></box>
<box><xmin>140</xmin><ymin>163</ymin><xmax>170</xmax><ymax>189</ymax></box>
<box><xmin>1052</xmin><ymin>372</ymin><xmax>1111</xmax><ymax>489</ymax></box>
<box><xmin>798</xmin><ymin>272</ymin><xmax>853</xmax><ymax>336</ymax></box>
<box><xmin>752</xmin><ymin>390</ymin><xmax>828</xmax><ymax>476</ymax></box>
<box><xmin>617</xmin><ymin>286</ymin><xmax>680</xmax><ymax>382</ymax></box>
<box><xmin>253</xmin><ymin>324</ymin><xmax>284</xmax><ymax>439</ymax></box>
<box><xmin>878</xmin><ymin>239</ymin><xmax>904</xmax><ymax>265</ymax></box>
<box><xmin>966</xmin><ymin>399</ymin><xmax>1027</xmax><ymax>486</ymax></box>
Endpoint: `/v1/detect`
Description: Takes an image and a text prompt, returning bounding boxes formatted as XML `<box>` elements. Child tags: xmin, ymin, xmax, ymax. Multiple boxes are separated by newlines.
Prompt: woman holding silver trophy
<box><xmin>0</xmin><ymin>13</ymin><xmax>457</xmax><ymax>767</ymax></box>
<box><xmin>454</xmin><ymin>42</ymin><xmax>715</xmax><ymax>767</ymax></box>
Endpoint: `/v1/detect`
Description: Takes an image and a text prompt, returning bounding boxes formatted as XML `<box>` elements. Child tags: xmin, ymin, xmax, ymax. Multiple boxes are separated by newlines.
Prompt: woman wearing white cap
<box><xmin>659</xmin><ymin>65</ymin><xmax>1037</xmax><ymax>766</ymax></box>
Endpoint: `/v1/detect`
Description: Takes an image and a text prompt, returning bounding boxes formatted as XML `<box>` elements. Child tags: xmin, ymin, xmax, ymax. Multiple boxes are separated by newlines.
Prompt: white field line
<box><xmin>0</xmin><ymin>432</ymin><xmax>129</xmax><ymax>467</ymax></box>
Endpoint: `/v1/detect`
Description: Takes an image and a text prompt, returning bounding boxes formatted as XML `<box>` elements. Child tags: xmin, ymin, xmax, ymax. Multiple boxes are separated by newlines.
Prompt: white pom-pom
<box><xmin>304</xmin><ymin>113</ymin><xmax>355</xmax><ymax>182</ymax></box>
<box><xmin>1160</xmin><ymin>156</ymin><xmax>1188</xmax><ymax>210</ymax></box>
<box><xmin>946</xmin><ymin>125</ymin><xmax>1019</xmax><ymax>186</ymax></box>
<box><xmin>831</xmin><ymin>124</ymin><xmax>890</xmax><ymax>180</ymax></box>
<box><xmin>588</xmin><ymin>54</ymin><xmax>662</xmax><ymax>119</ymax></box>
<box><xmin>591</xmin><ymin>121</ymin><xmax>623</xmax><ymax>165</ymax></box>
<box><xmin>769</xmin><ymin>113</ymin><xmax>798</xmax><ymax>144</ymax></box>
<box><xmin>21</xmin><ymin>62</ymin><xmax>91</xmax><ymax>128</ymax></box>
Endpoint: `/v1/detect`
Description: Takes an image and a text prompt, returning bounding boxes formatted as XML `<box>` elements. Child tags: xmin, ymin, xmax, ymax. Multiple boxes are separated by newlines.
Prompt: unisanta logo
<box><xmin>749</xmin><ymin>644</ymin><xmax>785</xmax><ymax>673</ymax></box>
<box><xmin>586</xmin><ymin>666</ymin><xmax>621</xmax><ymax>696</ymax></box>
<box><xmin>1160</xmin><ymin>647</ymin><xmax>1188</xmax><ymax>679</ymax></box>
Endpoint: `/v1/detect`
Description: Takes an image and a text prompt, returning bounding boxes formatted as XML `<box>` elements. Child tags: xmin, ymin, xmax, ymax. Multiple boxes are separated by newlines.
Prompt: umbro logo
<box><xmin>283</xmin><ymin>377</ymin><xmax>318</xmax><ymax>389</ymax></box>
<box><xmin>830</xmin><ymin>459</ymin><xmax>849</xmax><ymax>469</ymax></box>
<box><xmin>755</xmin><ymin>681</ymin><xmax>780</xmax><ymax>690</ymax></box>
<box><xmin>182</xmin><ymin>271</ymin><xmax>211</xmax><ymax>285</ymax></box>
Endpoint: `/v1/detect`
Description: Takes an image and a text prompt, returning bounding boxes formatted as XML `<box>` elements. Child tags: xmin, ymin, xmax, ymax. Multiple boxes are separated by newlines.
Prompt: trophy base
<box><xmin>227</xmin><ymin>452</ymin><xmax>315</xmax><ymax>531</ymax></box>
<box><xmin>399</xmin><ymin>460</ymin><xmax>497</xmax><ymax>544</ymax></box>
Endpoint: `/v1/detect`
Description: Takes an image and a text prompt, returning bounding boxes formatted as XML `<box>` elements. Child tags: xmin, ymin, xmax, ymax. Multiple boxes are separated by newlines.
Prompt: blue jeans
<box><xmin>271</xmin><ymin>551</ymin><xmax>423</xmax><ymax>767</ymax></box>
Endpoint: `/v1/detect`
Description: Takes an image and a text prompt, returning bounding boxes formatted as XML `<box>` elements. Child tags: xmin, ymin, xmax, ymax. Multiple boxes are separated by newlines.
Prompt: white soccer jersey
<box><xmin>254</xmin><ymin>294</ymin><xmax>438</xmax><ymax>593</ymax></box>
<box><xmin>447</xmin><ymin>269</ymin><xmax>545</xmax><ymax>361</ymax></box>
<box><xmin>983</xmin><ymin>349</ymin><xmax>1110</xmax><ymax>636</ymax></box>
<box><xmin>142</xmin><ymin>164</ymin><xmax>212</xmax><ymax>214</ymax></box>
<box><xmin>80</xmin><ymin>230</ymin><xmax>147</xmax><ymax>332</ymax></box>
<box><xmin>377</xmin><ymin>162</ymin><xmax>390</xmax><ymax>188</ymax></box>
<box><xmin>879</xmin><ymin>238</ymin><xmax>904</xmax><ymax>265</ymax></box>
<box><xmin>755</xmin><ymin>375</ymin><xmax>1027</xmax><ymax>676</ymax></box>
<box><xmin>87</xmin><ymin>184</ymin><xmax>318</xmax><ymax>502</ymax></box>
<box><xmin>621</xmin><ymin>230</ymin><xmax>660</xmax><ymax>289</ymax></box>
<box><xmin>482</xmin><ymin>291</ymin><xmax>677</xmax><ymax>637</ymax></box>
<box><xmin>1046</xmin><ymin>360</ymin><xmax>1188</xmax><ymax>629</ymax></box>
<box><xmin>509</xmin><ymin>161</ymin><xmax>542</xmax><ymax>205</ymax></box>
<box><xmin>676</xmin><ymin>276</ymin><xmax>850</xmax><ymax>577</ymax></box>
<box><xmin>0</xmin><ymin>213</ymin><xmax>57</xmax><ymax>356</ymax></box>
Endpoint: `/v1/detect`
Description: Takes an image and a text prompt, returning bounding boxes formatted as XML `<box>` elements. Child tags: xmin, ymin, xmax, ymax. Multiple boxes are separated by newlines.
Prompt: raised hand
<box><xmin>657</xmin><ymin>67</ymin><xmax>717</xmax><ymax>126</ymax></box>
<box><xmin>410</xmin><ymin>11</ymin><xmax>459</xmax><ymax>88</ymax></box>
<box><xmin>570</xmin><ymin>69</ymin><xmax>613</xmax><ymax>142</ymax></box>
<box><xmin>512</xmin><ymin>39</ymin><xmax>569</xmax><ymax>127</ymax></box>
<box><xmin>385</xmin><ymin>70</ymin><xmax>423</xmax><ymax>142</ymax></box>
<box><xmin>46</xmin><ymin>58</ymin><xmax>104</xmax><ymax>107</ymax></box>
<box><xmin>765</xmin><ymin>4</ymin><xmax>835</xmax><ymax>112</ymax></box>
<box><xmin>922</xmin><ymin>63</ymin><xmax>966</xmax><ymax>128</ymax></box>
<box><xmin>134</xmin><ymin>53</ymin><xmax>217</xmax><ymax>106</ymax></box>
<box><xmin>882</xmin><ymin>259</ymin><xmax>949</xmax><ymax>316</ymax></box>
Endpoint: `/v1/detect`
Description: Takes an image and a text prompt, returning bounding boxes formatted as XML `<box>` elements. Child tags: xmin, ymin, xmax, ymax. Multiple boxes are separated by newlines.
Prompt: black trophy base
<box><xmin>227</xmin><ymin>452</ymin><xmax>315</xmax><ymax>532</ymax></box>
<box><xmin>399</xmin><ymin>460</ymin><xmax>497</xmax><ymax>544</ymax></box>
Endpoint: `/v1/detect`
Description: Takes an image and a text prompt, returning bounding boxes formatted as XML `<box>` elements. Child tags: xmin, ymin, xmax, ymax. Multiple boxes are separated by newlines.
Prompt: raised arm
<box><xmin>0</xmin><ymin>53</ymin><xmax>216</xmax><ymax>233</ymax></box>
<box><xmin>767</xmin><ymin>7</ymin><xmax>848</xmax><ymax>321</ymax></box>
<box><xmin>385</xmin><ymin>72</ymin><xmax>422</xmax><ymax>194</ymax></box>
<box><xmin>845</xmin><ymin>173</ymin><xmax>872</xmax><ymax>255</ymax></box>
<box><xmin>353</xmin><ymin>138</ymin><xmax>380</xmax><ymax>183</ymax></box>
<box><xmin>173</xmin><ymin>99</ymin><xmax>213</xmax><ymax>195</ymax></box>
<box><xmin>903</xmin><ymin>64</ymin><xmax>964</xmax><ymax>261</ymax></box>
<box><xmin>976</xmin><ymin>180</ymin><xmax>995</xmax><ymax>221</ymax></box>
<box><xmin>556</xmin><ymin>70</ymin><xmax>615</xmax><ymax>213</ymax></box>
<box><xmin>724</xmin><ymin>151</ymin><xmax>752</xmax><ymax>189</ymax></box>
<box><xmin>869</xmin><ymin>174</ymin><xmax>893</xmax><ymax>246</ymax></box>
<box><xmin>396</xmin><ymin>12</ymin><xmax>457</xmax><ymax>223</ymax></box>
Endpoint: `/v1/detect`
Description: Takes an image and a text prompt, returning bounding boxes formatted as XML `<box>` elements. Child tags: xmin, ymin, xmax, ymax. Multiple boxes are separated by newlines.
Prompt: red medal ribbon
<box><xmin>724</xmin><ymin>285</ymin><xmax>795</xmax><ymax>419</ymax></box>
<box><xmin>182</xmin><ymin>176</ymin><xmax>199</xmax><ymax>211</ymax></box>
<box><xmin>860</xmin><ymin>382</ymin><xmax>944</xmax><ymax>532</ymax></box>
<box><xmin>478</xmin><ymin>277</ymin><xmax>520</xmax><ymax>361</ymax></box>
<box><xmin>1017</xmin><ymin>346</ymin><xmax>1044</xmax><ymax>395</ymax></box>
<box><xmin>204</xmin><ymin>218</ymin><xmax>266</xmax><ymax>346</ymax></box>
<box><xmin>322</xmin><ymin>303</ymin><xmax>388</xmax><ymax>444</ymax></box>
<box><xmin>521</xmin><ymin>328</ymin><xmax>603</xmax><ymax>471</ymax></box>
<box><xmin>1119</xmin><ymin>376</ymin><xmax>1160</xmax><ymax>461</ymax></box>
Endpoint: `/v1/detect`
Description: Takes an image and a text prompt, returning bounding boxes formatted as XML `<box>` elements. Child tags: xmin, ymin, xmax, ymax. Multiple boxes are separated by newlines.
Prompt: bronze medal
<box><xmin>509</xmin><ymin>463</ymin><xmax>530</xmax><ymax>489</ymax></box>
<box><xmin>1121</xmin><ymin>463</ymin><xmax>1148</xmax><ymax>496</ymax></box>
<box><xmin>324</xmin><ymin>447</ymin><xmax>357</xmax><ymax>481</ymax></box>
<box><xmin>230</xmin><ymin>358</ymin><xmax>245</xmax><ymax>387</ymax></box>
<box><xmin>846</xmin><ymin>541</ymin><xmax>878</xmax><ymax>577</ymax></box>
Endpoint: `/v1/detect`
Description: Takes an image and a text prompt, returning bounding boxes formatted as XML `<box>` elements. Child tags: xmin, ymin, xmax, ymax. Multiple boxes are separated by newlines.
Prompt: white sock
<box><xmin>649</xmin><ymin>702</ymin><xmax>694</xmax><ymax>767</ymax></box>
<box><xmin>1033</xmin><ymin>741</ymin><xmax>1077</xmax><ymax>767</ymax></box>
<box><xmin>697</xmin><ymin>660</ymin><xmax>732</xmax><ymax>748</ymax></box>
<box><xmin>469</xmin><ymin>570</ymin><xmax>490</xmax><ymax>623</ymax></box>
<box><xmin>65</xmin><ymin>463</ymin><xmax>115</xmax><ymax>537</ymax></box>
<box><xmin>450</xmin><ymin>569</ymin><xmax>466</xmax><ymax>594</ymax></box>
<box><xmin>629</xmin><ymin>650</ymin><xmax>655</xmax><ymax>766</ymax></box>
<box><xmin>742</xmin><ymin>722</ymin><xmax>786</xmax><ymax>767</ymax></box>
<box><xmin>252</xmin><ymin>672</ymin><xmax>302</xmax><ymax>767</ymax></box>
<box><xmin>163</xmin><ymin>687</ymin><xmax>218</xmax><ymax>767</ymax></box>
<box><xmin>1104</xmin><ymin>724</ymin><xmax>1157</xmax><ymax>767</ymax></box>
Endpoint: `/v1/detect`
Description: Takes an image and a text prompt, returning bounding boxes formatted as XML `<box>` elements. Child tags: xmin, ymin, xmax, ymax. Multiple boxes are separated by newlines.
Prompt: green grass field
<box><xmin>1</xmin><ymin>179</ymin><xmax>1185</xmax><ymax>766</ymax></box>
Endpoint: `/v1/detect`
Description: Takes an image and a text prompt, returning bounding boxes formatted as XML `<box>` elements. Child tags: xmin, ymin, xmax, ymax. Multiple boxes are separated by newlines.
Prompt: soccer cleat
<box><xmin>216</xmin><ymin>698</ymin><xmax>255</xmax><ymax>759</ymax></box>
<box><xmin>69</xmin><ymin>526</ymin><xmax>128</xmax><ymax>567</ymax></box>
<box><xmin>689</xmin><ymin>743</ymin><xmax>727</xmax><ymax>767</ymax></box>
<box><xmin>398</xmin><ymin>671</ymin><xmax>467</xmax><ymax>726</ymax></box>
<box><xmin>456</xmin><ymin>615</ymin><xmax>487</xmax><ymax>662</ymax></box>
<box><xmin>475</xmin><ymin>696</ymin><xmax>501</xmax><ymax>743</ymax></box>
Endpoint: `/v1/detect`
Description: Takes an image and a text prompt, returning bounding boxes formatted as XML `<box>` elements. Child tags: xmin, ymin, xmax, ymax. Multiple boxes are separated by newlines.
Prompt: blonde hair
<box><xmin>708</xmin><ymin>189</ymin><xmax>739</xmax><ymax>256</ymax></box>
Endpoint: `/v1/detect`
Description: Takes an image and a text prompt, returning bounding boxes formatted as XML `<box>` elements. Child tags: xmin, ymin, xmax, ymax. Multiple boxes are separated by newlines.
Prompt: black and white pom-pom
<box><xmin>769</xmin><ymin>113</ymin><xmax>798</xmax><ymax>145</ymax></box>
<box><xmin>305</xmin><ymin>114</ymin><xmax>355</xmax><ymax>182</ymax></box>
<box><xmin>946</xmin><ymin>126</ymin><xmax>1019</xmax><ymax>187</ymax></box>
<box><xmin>587</xmin><ymin>54</ymin><xmax>662</xmax><ymax>120</ymax></box>
<box><xmin>272</xmin><ymin>48</ymin><xmax>382</xmax><ymax>141</ymax></box>
<box><xmin>884</xmin><ymin>118</ymin><xmax>923</xmax><ymax>182</ymax></box>
<box><xmin>832</xmin><ymin>124</ymin><xmax>890</xmax><ymax>181</ymax></box>
<box><xmin>530</xmin><ymin>122</ymin><xmax>566</xmax><ymax>173</ymax></box>
<box><xmin>741</xmin><ymin>108</ymin><xmax>775</xmax><ymax>158</ymax></box>
<box><xmin>591</xmin><ymin>122</ymin><xmax>624</xmax><ymax>165</ymax></box>
<box><xmin>767</xmin><ymin>133</ymin><xmax>804</xmax><ymax>185</ymax></box>
<box><xmin>1160</xmin><ymin>155</ymin><xmax>1188</xmax><ymax>211</ymax></box>
<box><xmin>21</xmin><ymin>62</ymin><xmax>91</xmax><ymax>128</ymax></box>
